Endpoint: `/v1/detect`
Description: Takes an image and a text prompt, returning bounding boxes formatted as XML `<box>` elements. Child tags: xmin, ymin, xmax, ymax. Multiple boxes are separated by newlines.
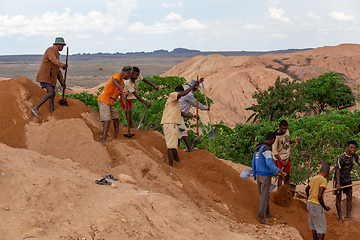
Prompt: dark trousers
<box><xmin>256</xmin><ymin>175</ymin><xmax>271</xmax><ymax>218</ymax></box>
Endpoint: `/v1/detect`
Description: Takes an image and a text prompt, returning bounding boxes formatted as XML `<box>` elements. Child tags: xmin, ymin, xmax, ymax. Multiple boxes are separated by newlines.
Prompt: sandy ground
<box><xmin>2</xmin><ymin>44</ymin><xmax>360</xmax><ymax>239</ymax></box>
<box><xmin>0</xmin><ymin>77</ymin><xmax>360</xmax><ymax>239</ymax></box>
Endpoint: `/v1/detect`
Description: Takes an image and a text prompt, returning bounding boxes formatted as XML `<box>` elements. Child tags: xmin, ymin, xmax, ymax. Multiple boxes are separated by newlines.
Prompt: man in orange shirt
<box><xmin>32</xmin><ymin>37</ymin><xmax>68</xmax><ymax>117</ymax></box>
<box><xmin>161</xmin><ymin>78</ymin><xmax>203</xmax><ymax>167</ymax></box>
<box><xmin>97</xmin><ymin>66</ymin><xmax>132</xmax><ymax>143</ymax></box>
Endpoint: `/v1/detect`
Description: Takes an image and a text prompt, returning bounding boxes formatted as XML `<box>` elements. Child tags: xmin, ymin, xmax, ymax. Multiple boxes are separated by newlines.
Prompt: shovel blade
<box><xmin>123</xmin><ymin>133</ymin><xmax>135</xmax><ymax>138</ymax></box>
<box><xmin>270</xmin><ymin>184</ymin><xmax>277</xmax><ymax>192</ymax></box>
<box><xmin>208</xmin><ymin>127</ymin><xmax>217</xmax><ymax>139</ymax></box>
<box><xmin>240</xmin><ymin>169</ymin><xmax>252</xmax><ymax>180</ymax></box>
<box><xmin>193</xmin><ymin>134</ymin><xmax>202</xmax><ymax>146</ymax></box>
<box><xmin>59</xmin><ymin>98</ymin><xmax>68</xmax><ymax>106</ymax></box>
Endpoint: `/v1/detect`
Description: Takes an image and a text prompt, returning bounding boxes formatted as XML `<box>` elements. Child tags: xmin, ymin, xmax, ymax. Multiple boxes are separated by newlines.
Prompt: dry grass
<box><xmin>0</xmin><ymin>55</ymin><xmax>189</xmax><ymax>88</ymax></box>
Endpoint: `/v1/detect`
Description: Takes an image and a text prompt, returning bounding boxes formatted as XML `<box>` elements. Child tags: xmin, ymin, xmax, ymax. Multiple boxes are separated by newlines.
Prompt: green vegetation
<box><xmin>67</xmin><ymin>74</ymin><xmax>360</xmax><ymax>184</ymax></box>
<box><xmin>66</xmin><ymin>76</ymin><xmax>212</xmax><ymax>131</ymax></box>
<box><xmin>246</xmin><ymin>72</ymin><xmax>355</xmax><ymax>122</ymax></box>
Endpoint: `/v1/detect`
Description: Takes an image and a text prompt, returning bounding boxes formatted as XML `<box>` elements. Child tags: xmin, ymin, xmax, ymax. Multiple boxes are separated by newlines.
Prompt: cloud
<box><xmin>329</xmin><ymin>11</ymin><xmax>356</xmax><ymax>21</ymax></box>
<box><xmin>243</xmin><ymin>24</ymin><xmax>264</xmax><ymax>30</ymax></box>
<box><xmin>163</xmin><ymin>12</ymin><xmax>183</xmax><ymax>22</ymax></box>
<box><xmin>270</xmin><ymin>33</ymin><xmax>288</xmax><ymax>39</ymax></box>
<box><xmin>130</xmin><ymin>18</ymin><xmax>206</xmax><ymax>34</ymax></box>
<box><xmin>307</xmin><ymin>12</ymin><xmax>321</xmax><ymax>21</ymax></box>
<box><xmin>268</xmin><ymin>7</ymin><xmax>290</xmax><ymax>23</ymax></box>
<box><xmin>160</xmin><ymin>2</ymin><xmax>183</xmax><ymax>8</ymax></box>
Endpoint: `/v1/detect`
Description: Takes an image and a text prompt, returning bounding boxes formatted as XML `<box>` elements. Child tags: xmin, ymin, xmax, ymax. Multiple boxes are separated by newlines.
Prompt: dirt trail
<box><xmin>0</xmin><ymin>77</ymin><xmax>360</xmax><ymax>239</ymax></box>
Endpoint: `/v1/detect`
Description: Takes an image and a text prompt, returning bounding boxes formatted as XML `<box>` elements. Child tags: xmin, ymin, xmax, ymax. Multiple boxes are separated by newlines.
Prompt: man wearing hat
<box><xmin>178</xmin><ymin>79</ymin><xmax>209</xmax><ymax>152</ymax></box>
<box><xmin>32</xmin><ymin>37</ymin><xmax>68</xmax><ymax>118</ymax></box>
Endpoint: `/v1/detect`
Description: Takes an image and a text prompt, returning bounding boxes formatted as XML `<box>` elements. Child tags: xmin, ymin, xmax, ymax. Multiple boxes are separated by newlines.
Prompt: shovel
<box><xmin>201</xmin><ymin>82</ymin><xmax>217</xmax><ymax>139</ymax></box>
<box><xmin>325</xmin><ymin>182</ymin><xmax>360</xmax><ymax>193</ymax></box>
<box><xmin>193</xmin><ymin>76</ymin><xmax>202</xmax><ymax>146</ymax></box>
<box><xmin>136</xmin><ymin>89</ymin><xmax>157</xmax><ymax>130</ymax></box>
<box><xmin>59</xmin><ymin>46</ymin><xmax>69</xmax><ymax>106</ymax></box>
<box><xmin>123</xmin><ymin>96</ymin><xmax>135</xmax><ymax>138</ymax></box>
<box><xmin>240</xmin><ymin>169</ymin><xmax>253</xmax><ymax>180</ymax></box>
<box><xmin>270</xmin><ymin>141</ymin><xmax>299</xmax><ymax>191</ymax></box>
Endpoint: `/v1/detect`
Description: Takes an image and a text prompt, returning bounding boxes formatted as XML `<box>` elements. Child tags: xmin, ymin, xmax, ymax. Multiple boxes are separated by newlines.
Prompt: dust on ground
<box><xmin>1</xmin><ymin>77</ymin><xmax>360</xmax><ymax>239</ymax></box>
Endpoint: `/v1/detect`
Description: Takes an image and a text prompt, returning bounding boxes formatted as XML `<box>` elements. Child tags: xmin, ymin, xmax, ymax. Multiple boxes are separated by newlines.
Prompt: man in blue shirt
<box><xmin>252</xmin><ymin>131</ymin><xmax>286</xmax><ymax>225</ymax></box>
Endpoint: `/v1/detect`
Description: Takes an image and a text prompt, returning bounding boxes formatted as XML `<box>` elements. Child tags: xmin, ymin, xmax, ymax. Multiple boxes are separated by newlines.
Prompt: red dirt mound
<box><xmin>1</xmin><ymin>77</ymin><xmax>360</xmax><ymax>239</ymax></box>
<box><xmin>272</xmin><ymin>184</ymin><xmax>293</xmax><ymax>207</ymax></box>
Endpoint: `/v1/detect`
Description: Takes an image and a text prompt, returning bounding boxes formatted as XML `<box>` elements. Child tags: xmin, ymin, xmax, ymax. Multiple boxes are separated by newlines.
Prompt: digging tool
<box><xmin>270</xmin><ymin>141</ymin><xmax>299</xmax><ymax>191</ymax></box>
<box><xmin>291</xmin><ymin>189</ymin><xmax>307</xmax><ymax>198</ymax></box>
<box><xmin>201</xmin><ymin>82</ymin><xmax>217</xmax><ymax>139</ymax></box>
<box><xmin>193</xmin><ymin>76</ymin><xmax>202</xmax><ymax>146</ymax></box>
<box><xmin>123</xmin><ymin>96</ymin><xmax>135</xmax><ymax>138</ymax></box>
<box><xmin>59</xmin><ymin>46</ymin><xmax>69</xmax><ymax>106</ymax></box>
<box><xmin>240</xmin><ymin>169</ymin><xmax>253</xmax><ymax>180</ymax></box>
<box><xmin>136</xmin><ymin>89</ymin><xmax>157</xmax><ymax>130</ymax></box>
<box><xmin>325</xmin><ymin>182</ymin><xmax>360</xmax><ymax>193</ymax></box>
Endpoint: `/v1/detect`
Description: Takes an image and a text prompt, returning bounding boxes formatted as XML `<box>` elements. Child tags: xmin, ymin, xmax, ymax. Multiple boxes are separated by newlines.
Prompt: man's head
<box><xmin>347</xmin><ymin>140</ymin><xmax>358</xmax><ymax>156</ymax></box>
<box><xmin>122</xmin><ymin>66</ymin><xmax>132</xmax><ymax>79</ymax></box>
<box><xmin>265</xmin><ymin>131</ymin><xmax>276</xmax><ymax>146</ymax></box>
<box><xmin>279</xmin><ymin>120</ymin><xmax>288</xmax><ymax>134</ymax></box>
<box><xmin>53</xmin><ymin>37</ymin><xmax>66</xmax><ymax>51</ymax></box>
<box><xmin>131</xmin><ymin>66</ymin><xmax>140</xmax><ymax>80</ymax></box>
<box><xmin>175</xmin><ymin>85</ymin><xmax>184</xmax><ymax>92</ymax></box>
<box><xmin>320</xmin><ymin>163</ymin><xmax>330</xmax><ymax>177</ymax></box>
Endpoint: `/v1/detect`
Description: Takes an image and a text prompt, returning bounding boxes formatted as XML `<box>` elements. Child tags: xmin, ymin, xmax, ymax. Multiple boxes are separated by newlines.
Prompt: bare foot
<box><xmin>100</xmin><ymin>140</ymin><xmax>108</xmax><ymax>143</ymax></box>
<box><xmin>266</xmin><ymin>214</ymin><xmax>275</xmax><ymax>218</ymax></box>
<box><xmin>32</xmin><ymin>107</ymin><xmax>40</xmax><ymax>118</ymax></box>
<box><xmin>114</xmin><ymin>136</ymin><xmax>121</xmax><ymax>139</ymax></box>
<box><xmin>188</xmin><ymin>149</ymin><xmax>197</xmax><ymax>153</ymax></box>
<box><xmin>339</xmin><ymin>217</ymin><xmax>343</xmax><ymax>223</ymax></box>
<box><xmin>345</xmin><ymin>217</ymin><xmax>353</xmax><ymax>222</ymax></box>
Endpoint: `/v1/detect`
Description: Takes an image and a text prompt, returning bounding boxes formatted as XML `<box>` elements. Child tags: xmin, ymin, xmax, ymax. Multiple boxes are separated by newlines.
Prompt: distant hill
<box><xmin>0</xmin><ymin>47</ymin><xmax>313</xmax><ymax>60</ymax></box>
<box><xmin>71</xmin><ymin>47</ymin><xmax>313</xmax><ymax>58</ymax></box>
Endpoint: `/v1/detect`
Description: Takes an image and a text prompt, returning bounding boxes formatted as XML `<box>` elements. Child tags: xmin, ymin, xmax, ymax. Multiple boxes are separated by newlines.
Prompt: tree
<box><xmin>304</xmin><ymin>72</ymin><xmax>355</xmax><ymax>114</ymax></box>
<box><xmin>246</xmin><ymin>77</ymin><xmax>308</xmax><ymax>122</ymax></box>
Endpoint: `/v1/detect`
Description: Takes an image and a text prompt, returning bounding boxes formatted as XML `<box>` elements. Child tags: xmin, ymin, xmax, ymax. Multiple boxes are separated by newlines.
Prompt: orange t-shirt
<box><xmin>97</xmin><ymin>73</ymin><xmax>125</xmax><ymax>106</ymax></box>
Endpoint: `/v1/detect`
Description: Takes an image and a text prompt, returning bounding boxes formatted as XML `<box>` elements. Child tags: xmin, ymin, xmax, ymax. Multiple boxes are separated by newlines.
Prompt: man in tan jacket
<box><xmin>32</xmin><ymin>37</ymin><xmax>68</xmax><ymax>118</ymax></box>
<box><xmin>273</xmin><ymin>120</ymin><xmax>301</xmax><ymax>187</ymax></box>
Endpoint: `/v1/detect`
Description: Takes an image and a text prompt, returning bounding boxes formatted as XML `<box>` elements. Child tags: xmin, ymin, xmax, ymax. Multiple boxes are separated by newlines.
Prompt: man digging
<box><xmin>32</xmin><ymin>37</ymin><xmax>68</xmax><ymax>118</ymax></box>
<box><xmin>252</xmin><ymin>131</ymin><xmax>286</xmax><ymax>225</ymax></box>
<box><xmin>334</xmin><ymin>140</ymin><xmax>360</xmax><ymax>223</ymax></box>
<box><xmin>161</xmin><ymin>78</ymin><xmax>204</xmax><ymax>167</ymax></box>
<box><xmin>122</xmin><ymin>67</ymin><xmax>159</xmax><ymax>128</ymax></box>
<box><xmin>179</xmin><ymin>79</ymin><xmax>209</xmax><ymax>152</ymax></box>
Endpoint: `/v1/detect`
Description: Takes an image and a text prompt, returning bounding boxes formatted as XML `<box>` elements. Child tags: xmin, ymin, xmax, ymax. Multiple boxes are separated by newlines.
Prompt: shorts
<box><xmin>335</xmin><ymin>181</ymin><xmax>352</xmax><ymax>195</ymax></box>
<box><xmin>120</xmin><ymin>99</ymin><xmax>132</xmax><ymax>110</ymax></box>
<box><xmin>276</xmin><ymin>159</ymin><xmax>291</xmax><ymax>172</ymax></box>
<box><xmin>98</xmin><ymin>101</ymin><xmax>119</xmax><ymax>122</ymax></box>
<box><xmin>40</xmin><ymin>82</ymin><xmax>55</xmax><ymax>89</ymax></box>
<box><xmin>307</xmin><ymin>201</ymin><xmax>327</xmax><ymax>234</ymax></box>
<box><xmin>178</xmin><ymin>117</ymin><xmax>188</xmax><ymax>139</ymax></box>
<box><xmin>162</xmin><ymin>123</ymin><xmax>179</xmax><ymax>149</ymax></box>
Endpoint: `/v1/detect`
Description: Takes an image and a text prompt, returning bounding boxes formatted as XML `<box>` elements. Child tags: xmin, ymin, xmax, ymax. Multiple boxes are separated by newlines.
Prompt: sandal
<box><xmin>105</xmin><ymin>174</ymin><xmax>118</xmax><ymax>181</ymax></box>
<box><xmin>95</xmin><ymin>178</ymin><xmax>112</xmax><ymax>185</ymax></box>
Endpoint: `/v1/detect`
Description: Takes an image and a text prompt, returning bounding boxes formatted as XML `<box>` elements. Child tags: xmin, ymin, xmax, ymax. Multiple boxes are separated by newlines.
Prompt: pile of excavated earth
<box><xmin>1</xmin><ymin>44</ymin><xmax>360</xmax><ymax>239</ymax></box>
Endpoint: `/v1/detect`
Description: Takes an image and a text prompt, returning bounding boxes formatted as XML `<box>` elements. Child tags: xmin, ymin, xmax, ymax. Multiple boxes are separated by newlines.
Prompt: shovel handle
<box><xmin>62</xmin><ymin>46</ymin><xmax>69</xmax><ymax>99</ymax></box>
<box><xmin>136</xmin><ymin>90</ymin><xmax>157</xmax><ymax>130</ymax></box>
<box><xmin>196</xmin><ymin>75</ymin><xmax>199</xmax><ymax>136</ymax></box>
<box><xmin>202</xmin><ymin>81</ymin><xmax>213</xmax><ymax>125</ymax></box>
<box><xmin>325</xmin><ymin>182</ymin><xmax>360</xmax><ymax>193</ymax></box>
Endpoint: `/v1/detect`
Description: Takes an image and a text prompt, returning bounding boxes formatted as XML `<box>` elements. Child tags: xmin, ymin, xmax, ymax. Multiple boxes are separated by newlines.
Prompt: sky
<box><xmin>0</xmin><ymin>0</ymin><xmax>360</xmax><ymax>55</ymax></box>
